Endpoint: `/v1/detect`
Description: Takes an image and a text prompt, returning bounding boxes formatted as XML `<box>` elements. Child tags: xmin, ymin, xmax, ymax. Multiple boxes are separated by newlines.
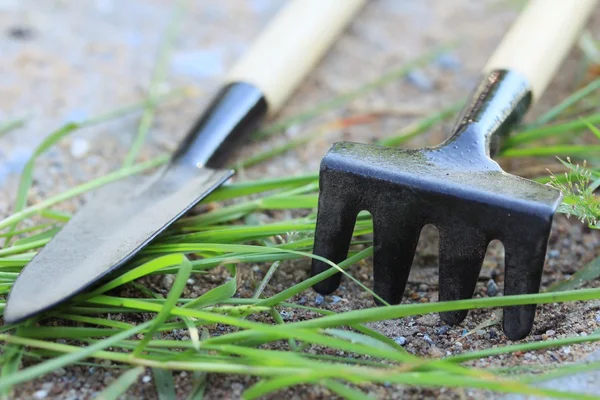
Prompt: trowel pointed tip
<box><xmin>3</xmin><ymin>299</ymin><xmax>41</xmax><ymax>325</ymax></box>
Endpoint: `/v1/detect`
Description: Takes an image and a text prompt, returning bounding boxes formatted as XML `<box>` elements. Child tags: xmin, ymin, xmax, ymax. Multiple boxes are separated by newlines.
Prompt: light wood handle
<box><xmin>227</xmin><ymin>0</ymin><xmax>366</xmax><ymax>116</ymax></box>
<box><xmin>485</xmin><ymin>0</ymin><xmax>597</xmax><ymax>101</ymax></box>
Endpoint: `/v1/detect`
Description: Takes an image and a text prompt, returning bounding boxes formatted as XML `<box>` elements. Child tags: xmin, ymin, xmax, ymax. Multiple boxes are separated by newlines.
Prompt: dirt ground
<box><xmin>1</xmin><ymin>0</ymin><xmax>600</xmax><ymax>399</ymax></box>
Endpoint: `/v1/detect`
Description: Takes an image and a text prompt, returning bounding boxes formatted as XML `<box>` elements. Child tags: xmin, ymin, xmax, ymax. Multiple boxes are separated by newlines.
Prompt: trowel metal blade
<box><xmin>4</xmin><ymin>164</ymin><xmax>232</xmax><ymax>323</ymax></box>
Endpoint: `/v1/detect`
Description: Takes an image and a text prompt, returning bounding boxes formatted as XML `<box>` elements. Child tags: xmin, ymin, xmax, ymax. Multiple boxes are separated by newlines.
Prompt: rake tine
<box><xmin>311</xmin><ymin>170</ymin><xmax>359</xmax><ymax>294</ymax></box>
<box><xmin>438</xmin><ymin>223</ymin><xmax>488</xmax><ymax>325</ymax></box>
<box><xmin>502</xmin><ymin>234</ymin><xmax>550</xmax><ymax>340</ymax></box>
<box><xmin>372</xmin><ymin>210</ymin><xmax>421</xmax><ymax>305</ymax></box>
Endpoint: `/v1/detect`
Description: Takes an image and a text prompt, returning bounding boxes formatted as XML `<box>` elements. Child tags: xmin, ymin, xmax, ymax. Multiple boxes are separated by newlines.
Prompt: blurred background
<box><xmin>5</xmin><ymin>0</ymin><xmax>598</xmax><ymax>215</ymax></box>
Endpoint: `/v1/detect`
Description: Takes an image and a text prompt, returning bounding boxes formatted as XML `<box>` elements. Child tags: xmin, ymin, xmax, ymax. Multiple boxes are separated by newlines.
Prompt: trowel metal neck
<box><xmin>441</xmin><ymin>69</ymin><xmax>532</xmax><ymax>158</ymax></box>
<box><xmin>170</xmin><ymin>82</ymin><xmax>268</xmax><ymax>169</ymax></box>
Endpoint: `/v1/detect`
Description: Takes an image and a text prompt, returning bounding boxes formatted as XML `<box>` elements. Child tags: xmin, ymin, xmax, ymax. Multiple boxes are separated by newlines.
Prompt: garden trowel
<box><xmin>4</xmin><ymin>0</ymin><xmax>366</xmax><ymax>323</ymax></box>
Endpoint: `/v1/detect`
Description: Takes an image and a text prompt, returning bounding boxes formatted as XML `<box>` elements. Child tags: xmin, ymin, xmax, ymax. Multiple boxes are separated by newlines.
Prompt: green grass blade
<box><xmin>546</xmin><ymin>256</ymin><xmax>600</xmax><ymax>292</ymax></box>
<box><xmin>123</xmin><ymin>0</ymin><xmax>185</xmax><ymax>166</ymax></box>
<box><xmin>88</xmin><ymin>254</ymin><xmax>186</xmax><ymax>296</ymax></box>
<box><xmin>529</xmin><ymin>77</ymin><xmax>600</xmax><ymax>128</ymax></box>
<box><xmin>96</xmin><ymin>366</ymin><xmax>144</xmax><ymax>400</ymax></box>
<box><xmin>504</xmin><ymin>113</ymin><xmax>600</xmax><ymax>148</ymax></box>
<box><xmin>377</xmin><ymin>101</ymin><xmax>463</xmax><ymax>147</ymax></box>
<box><xmin>152</xmin><ymin>367</ymin><xmax>177</xmax><ymax>400</ymax></box>
<box><xmin>133</xmin><ymin>255</ymin><xmax>191</xmax><ymax>356</ymax></box>
<box><xmin>183</xmin><ymin>265</ymin><xmax>237</xmax><ymax>309</ymax></box>
<box><xmin>502</xmin><ymin>144</ymin><xmax>600</xmax><ymax>158</ymax></box>
<box><xmin>0</xmin><ymin>322</ymin><xmax>150</xmax><ymax>392</ymax></box>
<box><xmin>0</xmin><ymin>117</ymin><xmax>27</xmax><ymax>137</ymax></box>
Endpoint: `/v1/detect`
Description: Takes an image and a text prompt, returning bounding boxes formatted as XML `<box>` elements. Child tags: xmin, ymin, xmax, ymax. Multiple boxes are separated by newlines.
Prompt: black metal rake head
<box><xmin>310</xmin><ymin>70</ymin><xmax>563</xmax><ymax>340</ymax></box>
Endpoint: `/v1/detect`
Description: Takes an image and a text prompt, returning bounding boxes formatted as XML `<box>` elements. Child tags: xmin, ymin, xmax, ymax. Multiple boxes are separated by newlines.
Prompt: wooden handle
<box><xmin>485</xmin><ymin>0</ymin><xmax>597</xmax><ymax>101</ymax></box>
<box><xmin>227</xmin><ymin>0</ymin><xmax>366</xmax><ymax>116</ymax></box>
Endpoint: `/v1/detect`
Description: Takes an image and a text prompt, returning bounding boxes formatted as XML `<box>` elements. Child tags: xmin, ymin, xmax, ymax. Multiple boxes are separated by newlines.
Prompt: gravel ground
<box><xmin>1</xmin><ymin>0</ymin><xmax>600</xmax><ymax>399</ymax></box>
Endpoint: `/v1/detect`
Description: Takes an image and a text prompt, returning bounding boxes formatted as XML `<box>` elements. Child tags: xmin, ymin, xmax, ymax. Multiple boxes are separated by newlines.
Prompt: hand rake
<box><xmin>310</xmin><ymin>0</ymin><xmax>598</xmax><ymax>340</ymax></box>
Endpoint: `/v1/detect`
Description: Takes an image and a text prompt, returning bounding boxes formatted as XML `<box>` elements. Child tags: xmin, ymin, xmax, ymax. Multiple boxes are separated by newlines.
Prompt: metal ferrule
<box><xmin>443</xmin><ymin>69</ymin><xmax>532</xmax><ymax>157</ymax></box>
<box><xmin>171</xmin><ymin>81</ymin><xmax>268</xmax><ymax>169</ymax></box>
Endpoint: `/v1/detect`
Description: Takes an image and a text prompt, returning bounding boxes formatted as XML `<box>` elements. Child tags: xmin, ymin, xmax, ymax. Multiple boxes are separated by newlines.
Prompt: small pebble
<box><xmin>437</xmin><ymin>325</ymin><xmax>450</xmax><ymax>335</ymax></box>
<box><xmin>454</xmin><ymin>342</ymin><xmax>463</xmax><ymax>350</ymax></box>
<box><xmin>33</xmin><ymin>390</ymin><xmax>48</xmax><ymax>399</ymax></box>
<box><xmin>405</xmin><ymin>70</ymin><xmax>435</xmax><ymax>91</ymax></box>
<box><xmin>142</xmin><ymin>375</ymin><xmax>152</xmax><ymax>383</ymax></box>
<box><xmin>418</xmin><ymin>283</ymin><xmax>428</xmax><ymax>291</ymax></box>
<box><xmin>563</xmin><ymin>346</ymin><xmax>571</xmax><ymax>354</ymax></box>
<box><xmin>394</xmin><ymin>336</ymin><xmax>407</xmax><ymax>346</ymax></box>
<box><xmin>461</xmin><ymin>329</ymin><xmax>468</xmax><ymax>336</ymax></box>
<box><xmin>161</xmin><ymin>275</ymin><xmax>174</xmax><ymax>288</ymax></box>
<box><xmin>423</xmin><ymin>334</ymin><xmax>434</xmax><ymax>346</ymax></box>
<box><xmin>70</xmin><ymin>138</ymin><xmax>90</xmax><ymax>159</ymax></box>
<box><xmin>488</xmin><ymin>330</ymin><xmax>498</xmax><ymax>339</ymax></box>
<box><xmin>331</xmin><ymin>295</ymin><xmax>342</xmax><ymax>304</ymax></box>
<box><xmin>436</xmin><ymin>53</ymin><xmax>461</xmax><ymax>70</ymax></box>
<box><xmin>596</xmin><ymin>312</ymin><xmax>600</xmax><ymax>323</ymax></box>
<box><xmin>7</xmin><ymin>26</ymin><xmax>33</xmax><ymax>40</ymax></box>
<box><xmin>280</xmin><ymin>310</ymin><xmax>292</xmax><ymax>320</ymax></box>
<box><xmin>315</xmin><ymin>295</ymin><xmax>324</xmax><ymax>306</ymax></box>
<box><xmin>251</xmin><ymin>265</ymin><xmax>261</xmax><ymax>272</ymax></box>
<box><xmin>477</xmin><ymin>330</ymin><xmax>485</xmax><ymax>336</ymax></box>
<box><xmin>298</xmin><ymin>297</ymin><xmax>307</xmax><ymax>305</ymax></box>
<box><xmin>548</xmin><ymin>249</ymin><xmax>560</xmax><ymax>258</ymax></box>
<box><xmin>486</xmin><ymin>279</ymin><xmax>499</xmax><ymax>297</ymax></box>
<box><xmin>545</xmin><ymin>330</ymin><xmax>556</xmax><ymax>337</ymax></box>
<box><xmin>187</xmin><ymin>278</ymin><xmax>195</xmax><ymax>285</ymax></box>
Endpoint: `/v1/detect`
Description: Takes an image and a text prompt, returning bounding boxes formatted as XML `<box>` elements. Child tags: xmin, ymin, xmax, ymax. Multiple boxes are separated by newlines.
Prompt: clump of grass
<box><xmin>549</xmin><ymin>157</ymin><xmax>600</xmax><ymax>229</ymax></box>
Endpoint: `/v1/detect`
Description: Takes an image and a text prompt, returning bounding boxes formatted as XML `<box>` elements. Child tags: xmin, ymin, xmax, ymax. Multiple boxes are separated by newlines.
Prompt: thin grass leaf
<box><xmin>504</xmin><ymin>112</ymin><xmax>600</xmax><ymax>148</ymax></box>
<box><xmin>252</xmin><ymin>261</ymin><xmax>280</xmax><ymax>299</ymax></box>
<box><xmin>96</xmin><ymin>366</ymin><xmax>144</xmax><ymax>400</ymax></box>
<box><xmin>0</xmin><ymin>117</ymin><xmax>27</xmax><ymax>137</ymax></box>
<box><xmin>38</xmin><ymin>209</ymin><xmax>71</xmax><ymax>222</ymax></box>
<box><xmin>183</xmin><ymin>265</ymin><xmax>237</xmax><ymax>309</ymax></box>
<box><xmin>268</xmin><ymin>287</ymin><xmax>600</xmax><ymax>332</ymax></box>
<box><xmin>133</xmin><ymin>255</ymin><xmax>191</xmax><ymax>356</ymax></box>
<box><xmin>323</xmin><ymin>380</ymin><xmax>374</xmax><ymax>400</ymax></box>
<box><xmin>143</xmin><ymin>242</ymin><xmax>386</xmax><ymax>305</ymax></box>
<box><xmin>123</xmin><ymin>0</ymin><xmax>186</xmax><ymax>166</ymax></box>
<box><xmin>547</xmin><ymin>256</ymin><xmax>600</xmax><ymax>292</ymax></box>
<box><xmin>88</xmin><ymin>254</ymin><xmax>186</xmax><ymax>297</ymax></box>
<box><xmin>244</xmin><ymin>374</ymin><xmax>326</xmax><ymax>399</ymax></box>
<box><xmin>324</xmin><ymin>329</ymin><xmax>398</xmax><ymax>352</ymax></box>
<box><xmin>447</xmin><ymin>332</ymin><xmax>600</xmax><ymax>364</ymax></box>
<box><xmin>502</xmin><ymin>144</ymin><xmax>600</xmax><ymax>158</ymax></box>
<box><xmin>187</xmin><ymin>371</ymin><xmax>208</xmax><ymax>400</ymax></box>
<box><xmin>0</xmin><ymin>322</ymin><xmax>150</xmax><ymax>392</ymax></box>
<box><xmin>0</xmin><ymin>337</ymin><xmax>24</xmax><ymax>399</ymax></box>
<box><xmin>527</xmin><ymin>77</ymin><xmax>600</xmax><ymax>128</ymax></box>
<box><xmin>204</xmin><ymin>173</ymin><xmax>318</xmax><ymax>203</ymax></box>
<box><xmin>526</xmin><ymin>359</ymin><xmax>600</xmax><ymax>384</ymax></box>
<box><xmin>377</xmin><ymin>101</ymin><xmax>463</xmax><ymax>147</ymax></box>
<box><xmin>12</xmin><ymin>227</ymin><xmax>59</xmax><ymax>247</ymax></box>
<box><xmin>152</xmin><ymin>367</ymin><xmax>177</xmax><ymax>400</ymax></box>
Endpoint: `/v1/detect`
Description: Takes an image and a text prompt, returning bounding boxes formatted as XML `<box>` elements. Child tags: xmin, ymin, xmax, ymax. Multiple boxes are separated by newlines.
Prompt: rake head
<box><xmin>310</xmin><ymin>71</ymin><xmax>563</xmax><ymax>340</ymax></box>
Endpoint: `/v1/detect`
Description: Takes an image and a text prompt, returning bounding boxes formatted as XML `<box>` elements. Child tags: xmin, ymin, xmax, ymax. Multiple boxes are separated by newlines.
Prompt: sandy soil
<box><xmin>1</xmin><ymin>0</ymin><xmax>600</xmax><ymax>399</ymax></box>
